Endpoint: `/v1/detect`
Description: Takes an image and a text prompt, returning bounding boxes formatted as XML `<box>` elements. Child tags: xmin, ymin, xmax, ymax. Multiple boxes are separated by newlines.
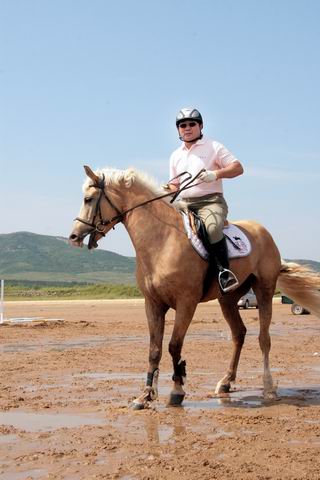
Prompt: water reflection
<box><xmin>182</xmin><ymin>386</ymin><xmax>320</xmax><ymax>410</ymax></box>
<box><xmin>141</xmin><ymin>411</ymin><xmax>187</xmax><ymax>444</ymax></box>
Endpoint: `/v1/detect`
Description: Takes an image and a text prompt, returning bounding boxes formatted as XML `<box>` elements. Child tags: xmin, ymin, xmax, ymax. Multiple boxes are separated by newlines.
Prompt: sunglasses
<box><xmin>178</xmin><ymin>121</ymin><xmax>197</xmax><ymax>129</ymax></box>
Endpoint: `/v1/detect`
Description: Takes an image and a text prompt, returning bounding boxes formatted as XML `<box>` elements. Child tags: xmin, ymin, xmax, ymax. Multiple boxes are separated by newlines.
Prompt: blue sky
<box><xmin>1</xmin><ymin>0</ymin><xmax>319</xmax><ymax>260</ymax></box>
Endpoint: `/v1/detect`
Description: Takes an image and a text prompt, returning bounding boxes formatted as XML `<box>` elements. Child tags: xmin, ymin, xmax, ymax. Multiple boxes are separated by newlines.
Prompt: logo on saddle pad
<box><xmin>181</xmin><ymin>211</ymin><xmax>251</xmax><ymax>261</ymax></box>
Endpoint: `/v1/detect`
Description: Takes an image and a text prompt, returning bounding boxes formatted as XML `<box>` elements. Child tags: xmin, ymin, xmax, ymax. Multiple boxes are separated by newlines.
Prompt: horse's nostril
<box><xmin>69</xmin><ymin>234</ymin><xmax>78</xmax><ymax>241</ymax></box>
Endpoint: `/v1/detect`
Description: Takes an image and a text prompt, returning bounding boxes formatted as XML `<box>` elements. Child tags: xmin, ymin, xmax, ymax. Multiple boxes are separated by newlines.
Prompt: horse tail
<box><xmin>277</xmin><ymin>261</ymin><xmax>320</xmax><ymax>318</ymax></box>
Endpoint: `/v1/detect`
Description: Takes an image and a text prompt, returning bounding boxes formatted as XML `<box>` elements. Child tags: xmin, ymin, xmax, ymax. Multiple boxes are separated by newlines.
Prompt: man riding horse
<box><xmin>164</xmin><ymin>107</ymin><xmax>244</xmax><ymax>293</ymax></box>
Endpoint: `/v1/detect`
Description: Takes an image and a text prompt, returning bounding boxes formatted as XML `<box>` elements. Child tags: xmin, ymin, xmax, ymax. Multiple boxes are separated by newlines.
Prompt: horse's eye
<box><xmin>84</xmin><ymin>197</ymin><xmax>93</xmax><ymax>204</ymax></box>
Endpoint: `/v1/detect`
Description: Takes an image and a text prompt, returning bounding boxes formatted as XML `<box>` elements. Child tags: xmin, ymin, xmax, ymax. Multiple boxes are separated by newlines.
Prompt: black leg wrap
<box><xmin>172</xmin><ymin>360</ymin><xmax>186</xmax><ymax>385</ymax></box>
<box><xmin>146</xmin><ymin>368</ymin><xmax>159</xmax><ymax>387</ymax></box>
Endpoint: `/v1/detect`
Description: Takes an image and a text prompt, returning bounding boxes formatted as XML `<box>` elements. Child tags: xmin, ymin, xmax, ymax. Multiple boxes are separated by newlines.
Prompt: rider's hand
<box><xmin>162</xmin><ymin>183</ymin><xmax>178</xmax><ymax>192</ymax></box>
<box><xmin>199</xmin><ymin>170</ymin><xmax>218</xmax><ymax>182</ymax></box>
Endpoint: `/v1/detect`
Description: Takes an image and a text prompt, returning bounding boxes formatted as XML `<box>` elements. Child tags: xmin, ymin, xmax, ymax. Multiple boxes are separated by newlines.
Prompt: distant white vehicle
<box><xmin>281</xmin><ymin>295</ymin><xmax>310</xmax><ymax>315</ymax></box>
<box><xmin>291</xmin><ymin>303</ymin><xmax>310</xmax><ymax>315</ymax></box>
<box><xmin>237</xmin><ymin>289</ymin><xmax>258</xmax><ymax>309</ymax></box>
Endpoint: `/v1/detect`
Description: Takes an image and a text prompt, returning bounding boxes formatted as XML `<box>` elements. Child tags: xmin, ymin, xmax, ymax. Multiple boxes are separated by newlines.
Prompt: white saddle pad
<box><xmin>181</xmin><ymin>212</ymin><xmax>251</xmax><ymax>261</ymax></box>
<box><xmin>223</xmin><ymin>223</ymin><xmax>251</xmax><ymax>258</ymax></box>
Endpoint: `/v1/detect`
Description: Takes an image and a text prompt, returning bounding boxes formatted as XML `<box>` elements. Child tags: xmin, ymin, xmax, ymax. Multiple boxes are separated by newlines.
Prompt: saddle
<box><xmin>181</xmin><ymin>210</ymin><xmax>251</xmax><ymax>261</ymax></box>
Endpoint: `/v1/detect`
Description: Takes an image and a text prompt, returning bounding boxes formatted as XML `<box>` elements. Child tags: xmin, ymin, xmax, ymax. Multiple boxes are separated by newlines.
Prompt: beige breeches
<box><xmin>182</xmin><ymin>193</ymin><xmax>228</xmax><ymax>244</ymax></box>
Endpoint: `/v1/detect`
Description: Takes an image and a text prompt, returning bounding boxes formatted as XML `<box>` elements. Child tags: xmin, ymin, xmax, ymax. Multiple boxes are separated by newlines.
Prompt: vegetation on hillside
<box><xmin>0</xmin><ymin>232</ymin><xmax>135</xmax><ymax>273</ymax></box>
<box><xmin>4</xmin><ymin>281</ymin><xmax>142</xmax><ymax>301</ymax></box>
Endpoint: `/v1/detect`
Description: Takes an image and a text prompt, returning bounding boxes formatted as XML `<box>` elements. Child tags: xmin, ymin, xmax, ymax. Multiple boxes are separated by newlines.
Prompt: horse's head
<box><xmin>69</xmin><ymin>165</ymin><xmax>123</xmax><ymax>250</ymax></box>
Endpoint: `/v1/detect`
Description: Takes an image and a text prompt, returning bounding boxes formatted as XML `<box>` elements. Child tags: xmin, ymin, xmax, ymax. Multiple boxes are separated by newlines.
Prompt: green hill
<box><xmin>0</xmin><ymin>232</ymin><xmax>136</xmax><ymax>284</ymax></box>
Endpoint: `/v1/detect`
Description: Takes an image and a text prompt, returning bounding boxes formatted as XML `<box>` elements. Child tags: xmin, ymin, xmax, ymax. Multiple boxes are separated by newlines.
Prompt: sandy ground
<box><xmin>0</xmin><ymin>299</ymin><xmax>319</xmax><ymax>480</ymax></box>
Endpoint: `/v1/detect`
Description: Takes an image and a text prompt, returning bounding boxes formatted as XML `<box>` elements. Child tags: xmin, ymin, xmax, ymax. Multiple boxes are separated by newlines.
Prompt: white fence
<box><xmin>0</xmin><ymin>279</ymin><xmax>4</xmax><ymax>324</ymax></box>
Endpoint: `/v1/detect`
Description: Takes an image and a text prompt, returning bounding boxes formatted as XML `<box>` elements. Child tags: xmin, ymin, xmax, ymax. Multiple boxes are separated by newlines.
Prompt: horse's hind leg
<box><xmin>253</xmin><ymin>281</ymin><xmax>277</xmax><ymax>399</ymax></box>
<box><xmin>215</xmin><ymin>296</ymin><xmax>247</xmax><ymax>395</ymax></box>
<box><xmin>132</xmin><ymin>298</ymin><xmax>168</xmax><ymax>410</ymax></box>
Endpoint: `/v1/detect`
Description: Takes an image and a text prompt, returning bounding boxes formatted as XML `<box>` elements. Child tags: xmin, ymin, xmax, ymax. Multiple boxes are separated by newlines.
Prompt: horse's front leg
<box><xmin>132</xmin><ymin>298</ymin><xmax>168</xmax><ymax>410</ymax></box>
<box><xmin>168</xmin><ymin>301</ymin><xmax>198</xmax><ymax>406</ymax></box>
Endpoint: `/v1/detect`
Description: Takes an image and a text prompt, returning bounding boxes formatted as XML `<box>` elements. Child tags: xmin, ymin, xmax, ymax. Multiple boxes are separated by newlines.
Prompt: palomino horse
<box><xmin>69</xmin><ymin>166</ymin><xmax>320</xmax><ymax>409</ymax></box>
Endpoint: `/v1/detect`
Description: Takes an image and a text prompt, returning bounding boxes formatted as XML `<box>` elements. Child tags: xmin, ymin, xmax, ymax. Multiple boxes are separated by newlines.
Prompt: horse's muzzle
<box><xmin>68</xmin><ymin>233</ymin><xmax>84</xmax><ymax>248</ymax></box>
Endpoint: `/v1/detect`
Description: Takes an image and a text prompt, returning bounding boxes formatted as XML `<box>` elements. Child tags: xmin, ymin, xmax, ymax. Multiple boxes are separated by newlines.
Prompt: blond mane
<box><xmin>83</xmin><ymin>167</ymin><xmax>160</xmax><ymax>192</ymax></box>
<box><xmin>83</xmin><ymin>167</ymin><xmax>184</xmax><ymax>208</ymax></box>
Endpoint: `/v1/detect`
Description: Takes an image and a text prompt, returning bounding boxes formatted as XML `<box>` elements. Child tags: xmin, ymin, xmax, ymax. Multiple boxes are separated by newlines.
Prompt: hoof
<box><xmin>215</xmin><ymin>383</ymin><xmax>231</xmax><ymax>395</ymax></box>
<box><xmin>131</xmin><ymin>401</ymin><xmax>147</xmax><ymax>410</ymax></box>
<box><xmin>168</xmin><ymin>393</ymin><xmax>185</xmax><ymax>406</ymax></box>
<box><xmin>219</xmin><ymin>384</ymin><xmax>231</xmax><ymax>393</ymax></box>
<box><xmin>263</xmin><ymin>389</ymin><xmax>278</xmax><ymax>401</ymax></box>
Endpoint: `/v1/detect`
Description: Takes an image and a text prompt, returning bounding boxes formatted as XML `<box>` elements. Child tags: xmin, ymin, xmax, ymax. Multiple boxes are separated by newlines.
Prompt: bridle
<box><xmin>74</xmin><ymin>169</ymin><xmax>206</xmax><ymax>247</ymax></box>
<box><xmin>75</xmin><ymin>174</ymin><xmax>122</xmax><ymax>235</ymax></box>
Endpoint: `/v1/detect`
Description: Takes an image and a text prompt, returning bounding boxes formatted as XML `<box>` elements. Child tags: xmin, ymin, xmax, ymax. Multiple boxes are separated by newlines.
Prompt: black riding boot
<box><xmin>209</xmin><ymin>237</ymin><xmax>239</xmax><ymax>293</ymax></box>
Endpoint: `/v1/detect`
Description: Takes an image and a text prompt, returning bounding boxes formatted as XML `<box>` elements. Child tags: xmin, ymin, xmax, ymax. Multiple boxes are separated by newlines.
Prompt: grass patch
<box><xmin>4</xmin><ymin>281</ymin><xmax>142</xmax><ymax>301</ymax></box>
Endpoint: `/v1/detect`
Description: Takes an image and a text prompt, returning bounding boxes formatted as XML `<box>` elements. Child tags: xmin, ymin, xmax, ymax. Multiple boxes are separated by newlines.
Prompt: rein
<box><xmin>170</xmin><ymin>169</ymin><xmax>205</xmax><ymax>203</ymax></box>
<box><xmin>75</xmin><ymin>170</ymin><xmax>205</xmax><ymax>241</ymax></box>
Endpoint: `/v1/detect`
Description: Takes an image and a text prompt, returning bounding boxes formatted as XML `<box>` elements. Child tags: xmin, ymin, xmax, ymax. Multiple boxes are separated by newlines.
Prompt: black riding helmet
<box><xmin>176</xmin><ymin>107</ymin><xmax>203</xmax><ymax>141</ymax></box>
<box><xmin>176</xmin><ymin>107</ymin><xmax>203</xmax><ymax>127</ymax></box>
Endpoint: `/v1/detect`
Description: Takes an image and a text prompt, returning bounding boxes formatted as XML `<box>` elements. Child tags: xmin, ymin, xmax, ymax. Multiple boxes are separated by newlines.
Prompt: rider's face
<box><xmin>178</xmin><ymin>121</ymin><xmax>202</xmax><ymax>142</ymax></box>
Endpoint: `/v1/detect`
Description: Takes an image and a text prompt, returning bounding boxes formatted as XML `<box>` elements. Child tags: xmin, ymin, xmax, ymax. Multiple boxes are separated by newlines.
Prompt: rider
<box><xmin>165</xmin><ymin>107</ymin><xmax>244</xmax><ymax>293</ymax></box>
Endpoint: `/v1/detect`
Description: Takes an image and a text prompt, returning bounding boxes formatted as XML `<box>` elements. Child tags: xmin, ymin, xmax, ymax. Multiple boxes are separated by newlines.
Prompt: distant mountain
<box><xmin>0</xmin><ymin>232</ymin><xmax>136</xmax><ymax>284</ymax></box>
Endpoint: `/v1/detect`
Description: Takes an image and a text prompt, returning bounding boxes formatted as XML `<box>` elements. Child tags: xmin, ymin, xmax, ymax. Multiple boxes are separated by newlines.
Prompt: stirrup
<box><xmin>218</xmin><ymin>269</ymin><xmax>239</xmax><ymax>293</ymax></box>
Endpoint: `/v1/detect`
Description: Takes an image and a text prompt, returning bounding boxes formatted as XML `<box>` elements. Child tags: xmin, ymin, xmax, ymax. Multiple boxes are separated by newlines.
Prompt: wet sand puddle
<box><xmin>0</xmin><ymin>411</ymin><xmax>137</xmax><ymax>479</ymax></box>
<box><xmin>0</xmin><ymin>329</ymin><xmax>232</xmax><ymax>355</ymax></box>
<box><xmin>0</xmin><ymin>409</ymin><xmax>190</xmax><ymax>478</ymax></box>
<box><xmin>117</xmin><ymin>385</ymin><xmax>320</xmax><ymax>451</ymax></box>
<box><xmin>20</xmin><ymin>368</ymin><xmax>320</xmax><ymax>409</ymax></box>
<box><xmin>0</xmin><ymin>389</ymin><xmax>264</xmax><ymax>441</ymax></box>
<box><xmin>2</xmin><ymin>321</ymin><xmax>319</xmax><ymax>355</ymax></box>
<box><xmin>0</xmin><ymin>334</ymin><xmax>148</xmax><ymax>353</ymax></box>
<box><xmin>0</xmin><ymin>434</ymin><xmax>17</xmax><ymax>444</ymax></box>
<box><xmin>0</xmin><ymin>468</ymin><xmax>48</xmax><ymax>480</ymax></box>
<box><xmin>1</xmin><ymin>385</ymin><xmax>319</xmax><ymax>479</ymax></box>
<box><xmin>110</xmin><ymin>414</ymin><xmax>181</xmax><ymax>445</ymax></box>
<box><xmin>0</xmin><ymin>411</ymin><xmax>104</xmax><ymax>432</ymax></box>
<box><xmin>183</xmin><ymin>385</ymin><xmax>320</xmax><ymax>409</ymax></box>
<box><xmin>105</xmin><ymin>409</ymin><xmax>257</xmax><ymax>460</ymax></box>
<box><xmin>0</xmin><ymin>413</ymin><xmax>105</xmax><ymax>479</ymax></box>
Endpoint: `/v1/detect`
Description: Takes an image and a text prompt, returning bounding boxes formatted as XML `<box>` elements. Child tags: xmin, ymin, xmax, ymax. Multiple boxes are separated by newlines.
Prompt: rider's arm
<box><xmin>200</xmin><ymin>141</ymin><xmax>244</xmax><ymax>182</ymax></box>
<box><xmin>199</xmin><ymin>161</ymin><xmax>243</xmax><ymax>182</ymax></box>
<box><xmin>215</xmin><ymin>161</ymin><xmax>244</xmax><ymax>180</ymax></box>
<box><xmin>215</xmin><ymin>142</ymin><xmax>244</xmax><ymax>179</ymax></box>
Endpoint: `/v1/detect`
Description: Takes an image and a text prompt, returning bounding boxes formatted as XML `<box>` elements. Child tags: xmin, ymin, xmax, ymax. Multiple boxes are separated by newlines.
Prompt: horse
<box><xmin>69</xmin><ymin>165</ymin><xmax>320</xmax><ymax>409</ymax></box>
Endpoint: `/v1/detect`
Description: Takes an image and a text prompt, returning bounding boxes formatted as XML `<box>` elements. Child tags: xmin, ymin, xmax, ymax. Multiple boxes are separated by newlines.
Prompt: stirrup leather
<box><xmin>218</xmin><ymin>268</ymin><xmax>239</xmax><ymax>293</ymax></box>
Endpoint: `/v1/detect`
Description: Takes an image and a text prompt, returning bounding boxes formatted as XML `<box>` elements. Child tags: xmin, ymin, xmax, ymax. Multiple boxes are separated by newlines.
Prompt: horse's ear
<box><xmin>84</xmin><ymin>165</ymin><xmax>100</xmax><ymax>184</ymax></box>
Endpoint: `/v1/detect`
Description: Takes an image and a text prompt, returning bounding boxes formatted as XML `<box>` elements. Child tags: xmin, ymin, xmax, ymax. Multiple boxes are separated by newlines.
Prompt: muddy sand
<box><xmin>0</xmin><ymin>300</ymin><xmax>319</xmax><ymax>479</ymax></box>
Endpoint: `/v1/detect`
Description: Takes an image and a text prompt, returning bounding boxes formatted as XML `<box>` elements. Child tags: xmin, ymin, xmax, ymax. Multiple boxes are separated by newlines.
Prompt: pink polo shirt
<box><xmin>169</xmin><ymin>137</ymin><xmax>239</xmax><ymax>197</ymax></box>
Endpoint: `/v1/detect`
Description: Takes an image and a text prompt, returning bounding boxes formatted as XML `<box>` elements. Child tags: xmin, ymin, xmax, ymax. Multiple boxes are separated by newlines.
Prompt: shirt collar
<box><xmin>180</xmin><ymin>136</ymin><xmax>206</xmax><ymax>151</ymax></box>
